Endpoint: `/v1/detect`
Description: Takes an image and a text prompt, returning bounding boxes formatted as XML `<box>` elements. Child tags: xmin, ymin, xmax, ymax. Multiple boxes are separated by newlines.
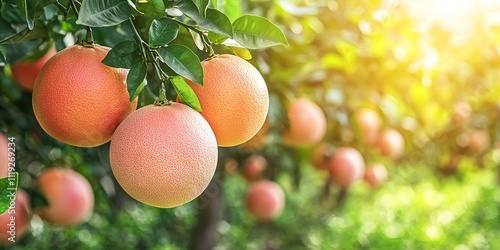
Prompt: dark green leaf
<box><xmin>151</xmin><ymin>0</ymin><xmax>166</xmax><ymax>17</ymax></box>
<box><xmin>14</xmin><ymin>0</ymin><xmax>38</xmax><ymax>30</ymax></box>
<box><xmin>127</xmin><ymin>61</ymin><xmax>147</xmax><ymax>102</ymax></box>
<box><xmin>149</xmin><ymin>18</ymin><xmax>179</xmax><ymax>48</ymax></box>
<box><xmin>102</xmin><ymin>40</ymin><xmax>137</xmax><ymax>69</ymax></box>
<box><xmin>0</xmin><ymin>21</ymin><xmax>47</xmax><ymax>44</ymax></box>
<box><xmin>157</xmin><ymin>45</ymin><xmax>203</xmax><ymax>85</ymax></box>
<box><xmin>171</xmin><ymin>76</ymin><xmax>202</xmax><ymax>112</ymax></box>
<box><xmin>0</xmin><ymin>173</ymin><xmax>18</xmax><ymax>215</ymax></box>
<box><xmin>192</xmin><ymin>0</ymin><xmax>208</xmax><ymax>15</ymax></box>
<box><xmin>232</xmin><ymin>15</ymin><xmax>288</xmax><ymax>49</ymax></box>
<box><xmin>76</xmin><ymin>0</ymin><xmax>131</xmax><ymax>27</ymax></box>
<box><xmin>174</xmin><ymin>0</ymin><xmax>233</xmax><ymax>37</ymax></box>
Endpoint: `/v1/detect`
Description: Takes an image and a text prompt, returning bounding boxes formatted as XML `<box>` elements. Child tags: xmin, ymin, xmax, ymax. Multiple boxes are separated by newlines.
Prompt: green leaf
<box><xmin>0</xmin><ymin>173</ymin><xmax>18</xmax><ymax>215</ymax></box>
<box><xmin>102</xmin><ymin>40</ymin><xmax>137</xmax><ymax>69</ymax></box>
<box><xmin>192</xmin><ymin>0</ymin><xmax>208</xmax><ymax>15</ymax></box>
<box><xmin>157</xmin><ymin>45</ymin><xmax>204</xmax><ymax>85</ymax></box>
<box><xmin>127</xmin><ymin>61</ymin><xmax>147</xmax><ymax>102</ymax></box>
<box><xmin>149</xmin><ymin>18</ymin><xmax>179</xmax><ymax>48</ymax></box>
<box><xmin>14</xmin><ymin>0</ymin><xmax>38</xmax><ymax>30</ymax></box>
<box><xmin>205</xmin><ymin>8</ymin><xmax>232</xmax><ymax>37</ymax></box>
<box><xmin>171</xmin><ymin>76</ymin><xmax>202</xmax><ymax>112</ymax></box>
<box><xmin>0</xmin><ymin>21</ymin><xmax>47</xmax><ymax>44</ymax></box>
<box><xmin>151</xmin><ymin>0</ymin><xmax>166</xmax><ymax>17</ymax></box>
<box><xmin>76</xmin><ymin>0</ymin><xmax>131</xmax><ymax>27</ymax></box>
<box><xmin>174</xmin><ymin>0</ymin><xmax>233</xmax><ymax>37</ymax></box>
<box><xmin>232</xmin><ymin>15</ymin><xmax>288</xmax><ymax>49</ymax></box>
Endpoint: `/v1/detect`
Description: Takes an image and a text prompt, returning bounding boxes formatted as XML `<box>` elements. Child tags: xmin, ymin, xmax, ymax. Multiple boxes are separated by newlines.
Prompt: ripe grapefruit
<box><xmin>0</xmin><ymin>133</ymin><xmax>8</xmax><ymax>178</ymax></box>
<box><xmin>0</xmin><ymin>189</ymin><xmax>32</xmax><ymax>245</ymax></box>
<box><xmin>36</xmin><ymin>168</ymin><xmax>94</xmax><ymax>226</ymax></box>
<box><xmin>364</xmin><ymin>163</ymin><xmax>388</xmax><ymax>188</ymax></box>
<box><xmin>11</xmin><ymin>46</ymin><xmax>56</xmax><ymax>91</ymax></box>
<box><xmin>109</xmin><ymin>103</ymin><xmax>218</xmax><ymax>208</ymax></box>
<box><xmin>242</xmin><ymin>154</ymin><xmax>267</xmax><ymax>181</ymax></box>
<box><xmin>184</xmin><ymin>54</ymin><xmax>269</xmax><ymax>147</ymax></box>
<box><xmin>354</xmin><ymin>108</ymin><xmax>381</xmax><ymax>145</ymax></box>
<box><xmin>32</xmin><ymin>44</ymin><xmax>137</xmax><ymax>147</ymax></box>
<box><xmin>329</xmin><ymin>147</ymin><xmax>365</xmax><ymax>187</ymax></box>
<box><xmin>375</xmin><ymin>129</ymin><xmax>405</xmax><ymax>159</ymax></box>
<box><xmin>283</xmin><ymin>98</ymin><xmax>327</xmax><ymax>147</ymax></box>
<box><xmin>245</xmin><ymin>180</ymin><xmax>285</xmax><ymax>221</ymax></box>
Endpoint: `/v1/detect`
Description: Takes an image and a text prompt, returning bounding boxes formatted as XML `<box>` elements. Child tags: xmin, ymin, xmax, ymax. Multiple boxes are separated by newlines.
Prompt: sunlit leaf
<box><xmin>171</xmin><ymin>76</ymin><xmax>202</xmax><ymax>112</ymax></box>
<box><xmin>233</xmin><ymin>15</ymin><xmax>288</xmax><ymax>49</ymax></box>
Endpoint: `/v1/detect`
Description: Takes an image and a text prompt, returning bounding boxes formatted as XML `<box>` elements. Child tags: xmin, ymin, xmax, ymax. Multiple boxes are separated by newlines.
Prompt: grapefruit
<box><xmin>245</xmin><ymin>180</ymin><xmax>285</xmax><ymax>221</ymax></box>
<box><xmin>0</xmin><ymin>189</ymin><xmax>32</xmax><ymax>245</ymax></box>
<box><xmin>184</xmin><ymin>54</ymin><xmax>269</xmax><ymax>147</ymax></box>
<box><xmin>242</xmin><ymin>154</ymin><xmax>267</xmax><ymax>181</ymax></box>
<box><xmin>354</xmin><ymin>108</ymin><xmax>381</xmax><ymax>145</ymax></box>
<box><xmin>283</xmin><ymin>98</ymin><xmax>327</xmax><ymax>147</ymax></box>
<box><xmin>36</xmin><ymin>168</ymin><xmax>94</xmax><ymax>226</ymax></box>
<box><xmin>364</xmin><ymin>163</ymin><xmax>388</xmax><ymax>188</ymax></box>
<box><xmin>0</xmin><ymin>133</ymin><xmax>8</xmax><ymax>178</ymax></box>
<box><xmin>329</xmin><ymin>147</ymin><xmax>365</xmax><ymax>187</ymax></box>
<box><xmin>375</xmin><ymin>129</ymin><xmax>405</xmax><ymax>159</ymax></box>
<box><xmin>32</xmin><ymin>44</ymin><xmax>137</xmax><ymax>147</ymax></box>
<box><xmin>11</xmin><ymin>46</ymin><xmax>56</xmax><ymax>91</ymax></box>
<box><xmin>109</xmin><ymin>103</ymin><xmax>218</xmax><ymax>208</ymax></box>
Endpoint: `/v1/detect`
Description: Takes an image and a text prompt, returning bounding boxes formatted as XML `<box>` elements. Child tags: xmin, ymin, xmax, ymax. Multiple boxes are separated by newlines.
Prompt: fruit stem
<box><xmin>69</xmin><ymin>0</ymin><xmax>94</xmax><ymax>47</ymax></box>
<box><xmin>154</xmin><ymin>81</ymin><xmax>171</xmax><ymax>106</ymax></box>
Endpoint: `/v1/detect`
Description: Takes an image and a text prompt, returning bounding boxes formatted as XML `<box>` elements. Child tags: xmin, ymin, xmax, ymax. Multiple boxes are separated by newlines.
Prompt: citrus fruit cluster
<box><xmin>28</xmin><ymin>44</ymin><xmax>269</xmax><ymax>210</ymax></box>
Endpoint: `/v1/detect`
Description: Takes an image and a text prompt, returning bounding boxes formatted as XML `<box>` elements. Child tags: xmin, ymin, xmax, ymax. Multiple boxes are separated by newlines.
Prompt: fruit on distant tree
<box><xmin>32</xmin><ymin>44</ymin><xmax>137</xmax><ymax>147</ymax></box>
<box><xmin>0</xmin><ymin>189</ymin><xmax>32</xmax><ymax>245</ymax></box>
<box><xmin>245</xmin><ymin>180</ymin><xmax>285</xmax><ymax>221</ymax></box>
<box><xmin>184</xmin><ymin>54</ymin><xmax>269</xmax><ymax>147</ymax></box>
<box><xmin>364</xmin><ymin>163</ymin><xmax>388</xmax><ymax>188</ymax></box>
<box><xmin>110</xmin><ymin>103</ymin><xmax>218</xmax><ymax>208</ymax></box>
<box><xmin>0</xmin><ymin>133</ymin><xmax>8</xmax><ymax>178</ymax></box>
<box><xmin>329</xmin><ymin>147</ymin><xmax>365</xmax><ymax>187</ymax></box>
<box><xmin>36</xmin><ymin>168</ymin><xmax>94</xmax><ymax>226</ymax></box>
<box><xmin>354</xmin><ymin>108</ymin><xmax>381</xmax><ymax>145</ymax></box>
<box><xmin>242</xmin><ymin>155</ymin><xmax>267</xmax><ymax>181</ymax></box>
<box><xmin>375</xmin><ymin>129</ymin><xmax>405</xmax><ymax>159</ymax></box>
<box><xmin>11</xmin><ymin>46</ymin><xmax>57</xmax><ymax>91</ymax></box>
<box><xmin>283</xmin><ymin>98</ymin><xmax>327</xmax><ymax>147</ymax></box>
